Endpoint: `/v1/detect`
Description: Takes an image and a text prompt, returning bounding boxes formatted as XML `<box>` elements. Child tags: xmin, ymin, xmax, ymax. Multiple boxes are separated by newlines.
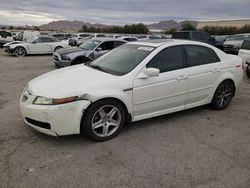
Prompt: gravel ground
<box><xmin>0</xmin><ymin>49</ymin><xmax>250</xmax><ymax>188</ymax></box>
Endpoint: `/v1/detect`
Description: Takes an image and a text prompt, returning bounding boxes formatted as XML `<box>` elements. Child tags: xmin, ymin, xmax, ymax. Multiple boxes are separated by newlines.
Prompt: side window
<box><xmin>114</xmin><ymin>41</ymin><xmax>125</xmax><ymax>48</ymax></box>
<box><xmin>99</xmin><ymin>41</ymin><xmax>114</xmax><ymax>50</ymax></box>
<box><xmin>31</xmin><ymin>39</ymin><xmax>40</xmax><ymax>44</ymax></box>
<box><xmin>40</xmin><ymin>38</ymin><xmax>54</xmax><ymax>43</ymax></box>
<box><xmin>185</xmin><ymin>45</ymin><xmax>219</xmax><ymax>66</ymax></box>
<box><xmin>146</xmin><ymin>46</ymin><xmax>184</xmax><ymax>73</ymax></box>
<box><xmin>201</xmin><ymin>33</ymin><xmax>211</xmax><ymax>41</ymax></box>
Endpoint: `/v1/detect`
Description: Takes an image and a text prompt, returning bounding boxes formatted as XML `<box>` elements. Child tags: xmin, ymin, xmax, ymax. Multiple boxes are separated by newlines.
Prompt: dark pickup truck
<box><xmin>172</xmin><ymin>31</ymin><xmax>220</xmax><ymax>49</ymax></box>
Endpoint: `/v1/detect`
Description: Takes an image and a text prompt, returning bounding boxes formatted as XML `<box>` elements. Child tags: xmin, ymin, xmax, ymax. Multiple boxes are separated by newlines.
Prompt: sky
<box><xmin>0</xmin><ymin>0</ymin><xmax>250</xmax><ymax>26</ymax></box>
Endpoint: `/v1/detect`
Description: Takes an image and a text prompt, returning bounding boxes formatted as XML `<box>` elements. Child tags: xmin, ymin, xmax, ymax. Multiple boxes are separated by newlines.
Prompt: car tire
<box><xmin>210</xmin><ymin>80</ymin><xmax>235</xmax><ymax>110</ymax></box>
<box><xmin>246</xmin><ymin>65</ymin><xmax>250</xmax><ymax>78</ymax></box>
<box><xmin>82</xmin><ymin>99</ymin><xmax>125</xmax><ymax>142</ymax></box>
<box><xmin>14</xmin><ymin>47</ymin><xmax>27</xmax><ymax>57</ymax></box>
<box><xmin>54</xmin><ymin>46</ymin><xmax>63</xmax><ymax>52</ymax></box>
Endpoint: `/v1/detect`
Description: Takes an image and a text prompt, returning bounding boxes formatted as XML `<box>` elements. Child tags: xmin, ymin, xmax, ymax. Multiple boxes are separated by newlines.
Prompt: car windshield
<box><xmin>228</xmin><ymin>35</ymin><xmax>249</xmax><ymax>41</ymax></box>
<box><xmin>89</xmin><ymin>44</ymin><xmax>155</xmax><ymax>76</ymax></box>
<box><xmin>79</xmin><ymin>40</ymin><xmax>101</xmax><ymax>50</ymax></box>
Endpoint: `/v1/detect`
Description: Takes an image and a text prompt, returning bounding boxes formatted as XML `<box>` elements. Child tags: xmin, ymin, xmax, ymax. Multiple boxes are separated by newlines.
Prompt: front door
<box><xmin>133</xmin><ymin>46</ymin><xmax>188</xmax><ymax>121</ymax></box>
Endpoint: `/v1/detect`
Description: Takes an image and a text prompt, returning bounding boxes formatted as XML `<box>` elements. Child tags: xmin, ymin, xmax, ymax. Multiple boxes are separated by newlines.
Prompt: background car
<box><xmin>238</xmin><ymin>40</ymin><xmax>250</xmax><ymax>78</ymax></box>
<box><xmin>53</xmin><ymin>38</ymin><xmax>126</xmax><ymax>68</ymax></box>
<box><xmin>213</xmin><ymin>35</ymin><xmax>231</xmax><ymax>50</ymax></box>
<box><xmin>20</xmin><ymin>40</ymin><xmax>243</xmax><ymax>141</ymax></box>
<box><xmin>68</xmin><ymin>33</ymin><xmax>92</xmax><ymax>46</ymax></box>
<box><xmin>0</xmin><ymin>30</ymin><xmax>13</xmax><ymax>46</ymax></box>
<box><xmin>224</xmin><ymin>33</ymin><xmax>250</xmax><ymax>54</ymax></box>
<box><xmin>3</xmin><ymin>36</ymin><xmax>68</xmax><ymax>57</ymax></box>
<box><xmin>172</xmin><ymin>31</ymin><xmax>217</xmax><ymax>47</ymax></box>
<box><xmin>118</xmin><ymin>36</ymin><xmax>138</xmax><ymax>42</ymax></box>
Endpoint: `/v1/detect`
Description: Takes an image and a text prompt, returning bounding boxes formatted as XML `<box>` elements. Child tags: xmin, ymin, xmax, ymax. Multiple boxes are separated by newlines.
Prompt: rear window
<box><xmin>172</xmin><ymin>32</ymin><xmax>190</xmax><ymax>39</ymax></box>
<box><xmin>242</xmin><ymin>40</ymin><xmax>250</xmax><ymax>50</ymax></box>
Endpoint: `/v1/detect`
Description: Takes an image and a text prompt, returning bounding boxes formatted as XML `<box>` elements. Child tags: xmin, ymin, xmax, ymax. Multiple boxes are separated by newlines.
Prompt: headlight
<box><xmin>61</xmin><ymin>55</ymin><xmax>71</xmax><ymax>60</ymax></box>
<box><xmin>33</xmin><ymin>96</ymin><xmax>78</xmax><ymax>105</ymax></box>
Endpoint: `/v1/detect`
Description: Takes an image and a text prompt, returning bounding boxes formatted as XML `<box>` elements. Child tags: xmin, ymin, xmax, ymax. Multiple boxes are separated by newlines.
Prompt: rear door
<box><xmin>184</xmin><ymin>45</ymin><xmax>222</xmax><ymax>108</ymax></box>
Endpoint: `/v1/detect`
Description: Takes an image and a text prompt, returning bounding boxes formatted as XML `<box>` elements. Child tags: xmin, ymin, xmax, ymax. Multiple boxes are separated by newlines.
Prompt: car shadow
<box><xmin>30</xmin><ymin>105</ymin><xmax>210</xmax><ymax>145</ymax></box>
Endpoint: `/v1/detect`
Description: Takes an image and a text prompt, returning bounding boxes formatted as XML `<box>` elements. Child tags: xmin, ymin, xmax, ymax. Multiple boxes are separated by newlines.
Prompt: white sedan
<box><xmin>3</xmin><ymin>37</ymin><xmax>68</xmax><ymax>57</ymax></box>
<box><xmin>20</xmin><ymin>40</ymin><xmax>243</xmax><ymax>141</ymax></box>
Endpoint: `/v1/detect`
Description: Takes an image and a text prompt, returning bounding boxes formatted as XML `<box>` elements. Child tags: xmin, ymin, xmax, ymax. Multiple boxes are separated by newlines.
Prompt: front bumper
<box><xmin>223</xmin><ymin>45</ymin><xmax>239</xmax><ymax>54</ymax></box>
<box><xmin>20</xmin><ymin>91</ymin><xmax>91</xmax><ymax>136</ymax></box>
<box><xmin>3</xmin><ymin>46</ymin><xmax>14</xmax><ymax>54</ymax></box>
<box><xmin>53</xmin><ymin>53</ymin><xmax>72</xmax><ymax>68</ymax></box>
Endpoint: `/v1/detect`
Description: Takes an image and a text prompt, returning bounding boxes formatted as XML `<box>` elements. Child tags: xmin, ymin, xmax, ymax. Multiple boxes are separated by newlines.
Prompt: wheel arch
<box><xmin>14</xmin><ymin>45</ymin><xmax>28</xmax><ymax>53</ymax></box>
<box><xmin>54</xmin><ymin>46</ymin><xmax>63</xmax><ymax>52</ymax></box>
<box><xmin>80</xmin><ymin>97</ymin><xmax>132</xmax><ymax>134</ymax></box>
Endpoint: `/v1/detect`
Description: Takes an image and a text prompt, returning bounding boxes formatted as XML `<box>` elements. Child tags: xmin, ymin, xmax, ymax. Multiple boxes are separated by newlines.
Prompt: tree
<box><xmin>8</xmin><ymin>26</ymin><xmax>14</xmax><ymax>30</ymax></box>
<box><xmin>165</xmin><ymin>28</ymin><xmax>177</xmax><ymax>34</ymax></box>
<box><xmin>181</xmin><ymin>22</ymin><xmax>196</xmax><ymax>31</ymax></box>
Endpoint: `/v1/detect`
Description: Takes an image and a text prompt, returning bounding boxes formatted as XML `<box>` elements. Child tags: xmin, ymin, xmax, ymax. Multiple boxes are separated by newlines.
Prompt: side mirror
<box><xmin>138</xmin><ymin>68</ymin><xmax>160</xmax><ymax>79</ymax></box>
<box><xmin>96</xmin><ymin>47</ymin><xmax>102</xmax><ymax>52</ymax></box>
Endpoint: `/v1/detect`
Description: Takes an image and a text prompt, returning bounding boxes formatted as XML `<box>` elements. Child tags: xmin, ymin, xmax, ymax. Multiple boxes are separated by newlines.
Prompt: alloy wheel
<box><xmin>91</xmin><ymin>105</ymin><xmax>121</xmax><ymax>137</ymax></box>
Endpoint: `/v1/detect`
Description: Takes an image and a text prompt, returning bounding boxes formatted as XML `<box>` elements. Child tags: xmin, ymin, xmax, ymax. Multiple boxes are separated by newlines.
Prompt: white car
<box><xmin>238</xmin><ymin>40</ymin><xmax>250</xmax><ymax>78</ymax></box>
<box><xmin>3</xmin><ymin>36</ymin><xmax>68</xmax><ymax>57</ymax></box>
<box><xmin>224</xmin><ymin>33</ymin><xmax>250</xmax><ymax>54</ymax></box>
<box><xmin>20</xmin><ymin>40</ymin><xmax>243</xmax><ymax>141</ymax></box>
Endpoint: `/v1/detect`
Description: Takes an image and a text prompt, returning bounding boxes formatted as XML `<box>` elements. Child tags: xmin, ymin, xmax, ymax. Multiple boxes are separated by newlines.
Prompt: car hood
<box><xmin>28</xmin><ymin>65</ymin><xmax>119</xmax><ymax>98</ymax></box>
<box><xmin>57</xmin><ymin>47</ymin><xmax>88</xmax><ymax>55</ymax></box>
<box><xmin>4</xmin><ymin>41</ymin><xmax>24</xmax><ymax>47</ymax></box>
<box><xmin>224</xmin><ymin>40</ymin><xmax>243</xmax><ymax>46</ymax></box>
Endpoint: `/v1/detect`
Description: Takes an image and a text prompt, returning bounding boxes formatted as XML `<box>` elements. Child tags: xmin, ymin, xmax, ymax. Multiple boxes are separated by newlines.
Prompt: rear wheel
<box><xmin>211</xmin><ymin>80</ymin><xmax>235</xmax><ymax>110</ymax></box>
<box><xmin>82</xmin><ymin>99</ymin><xmax>125</xmax><ymax>141</ymax></box>
<box><xmin>14</xmin><ymin>47</ymin><xmax>26</xmax><ymax>57</ymax></box>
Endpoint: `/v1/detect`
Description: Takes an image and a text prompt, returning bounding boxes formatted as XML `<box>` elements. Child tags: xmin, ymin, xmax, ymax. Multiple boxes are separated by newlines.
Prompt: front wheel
<box><xmin>246</xmin><ymin>65</ymin><xmax>250</xmax><ymax>78</ymax></box>
<box><xmin>210</xmin><ymin>80</ymin><xmax>235</xmax><ymax>110</ymax></box>
<box><xmin>14</xmin><ymin>47</ymin><xmax>26</xmax><ymax>57</ymax></box>
<box><xmin>82</xmin><ymin>99</ymin><xmax>125</xmax><ymax>141</ymax></box>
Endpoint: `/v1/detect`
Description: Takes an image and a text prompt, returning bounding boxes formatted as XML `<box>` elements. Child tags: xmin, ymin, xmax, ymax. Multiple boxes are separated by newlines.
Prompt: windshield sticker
<box><xmin>137</xmin><ymin>47</ymin><xmax>154</xmax><ymax>52</ymax></box>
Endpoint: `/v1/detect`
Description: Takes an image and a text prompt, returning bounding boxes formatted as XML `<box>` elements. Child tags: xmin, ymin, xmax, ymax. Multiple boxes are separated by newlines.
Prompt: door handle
<box><xmin>176</xmin><ymin>75</ymin><xmax>188</xmax><ymax>81</ymax></box>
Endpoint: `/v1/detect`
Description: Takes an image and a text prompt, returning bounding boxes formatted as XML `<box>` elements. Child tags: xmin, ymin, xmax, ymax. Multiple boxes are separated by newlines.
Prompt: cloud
<box><xmin>0</xmin><ymin>0</ymin><xmax>249</xmax><ymax>26</ymax></box>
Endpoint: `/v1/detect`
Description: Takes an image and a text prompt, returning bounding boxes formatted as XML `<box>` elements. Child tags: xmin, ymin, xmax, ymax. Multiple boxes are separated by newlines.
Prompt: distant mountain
<box><xmin>38</xmin><ymin>20</ymin><xmax>198</xmax><ymax>32</ymax></box>
<box><xmin>147</xmin><ymin>20</ymin><xmax>198</xmax><ymax>31</ymax></box>
<box><xmin>39</xmin><ymin>20</ymin><xmax>109</xmax><ymax>31</ymax></box>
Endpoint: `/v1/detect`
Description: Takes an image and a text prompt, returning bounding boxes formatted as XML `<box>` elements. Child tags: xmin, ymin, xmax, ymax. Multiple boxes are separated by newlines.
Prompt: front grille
<box><xmin>224</xmin><ymin>45</ymin><xmax>234</xmax><ymax>48</ymax></box>
<box><xmin>26</xmin><ymin>118</ymin><xmax>51</xmax><ymax>129</ymax></box>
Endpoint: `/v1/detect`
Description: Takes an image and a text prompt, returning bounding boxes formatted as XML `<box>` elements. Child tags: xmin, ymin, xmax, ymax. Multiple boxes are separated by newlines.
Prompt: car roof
<box><xmin>91</xmin><ymin>37</ymin><xmax>127</xmax><ymax>42</ymax></box>
<box><xmin>129</xmin><ymin>39</ymin><xmax>214</xmax><ymax>47</ymax></box>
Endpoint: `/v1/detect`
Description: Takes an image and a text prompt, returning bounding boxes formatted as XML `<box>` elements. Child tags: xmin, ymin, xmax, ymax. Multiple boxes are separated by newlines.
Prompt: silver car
<box><xmin>53</xmin><ymin>38</ymin><xmax>126</xmax><ymax>68</ymax></box>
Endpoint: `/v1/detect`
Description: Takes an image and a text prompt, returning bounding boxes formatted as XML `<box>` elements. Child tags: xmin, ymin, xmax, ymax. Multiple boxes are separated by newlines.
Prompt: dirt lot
<box><xmin>0</xmin><ymin>49</ymin><xmax>250</xmax><ymax>188</ymax></box>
